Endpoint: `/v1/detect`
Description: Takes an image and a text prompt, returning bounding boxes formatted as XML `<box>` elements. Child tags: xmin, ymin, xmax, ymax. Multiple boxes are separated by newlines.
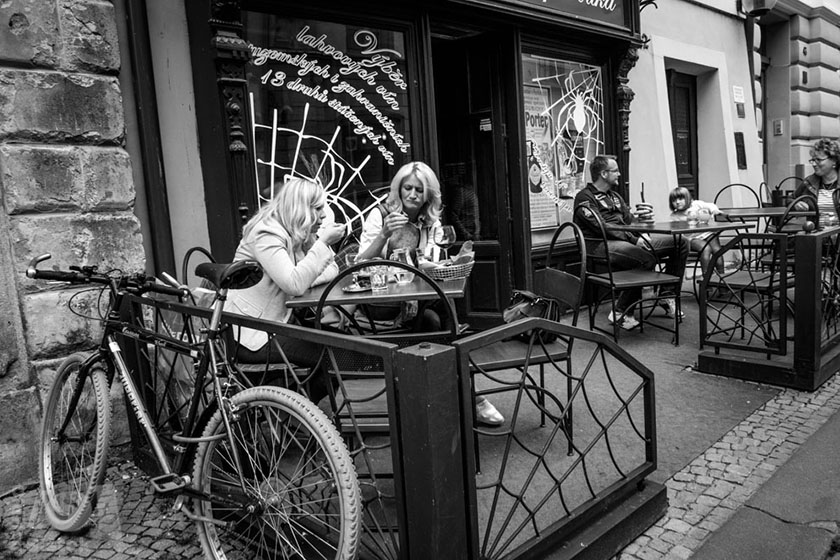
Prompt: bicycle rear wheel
<box><xmin>39</xmin><ymin>354</ymin><xmax>111</xmax><ymax>532</ymax></box>
<box><xmin>193</xmin><ymin>386</ymin><xmax>360</xmax><ymax>560</ymax></box>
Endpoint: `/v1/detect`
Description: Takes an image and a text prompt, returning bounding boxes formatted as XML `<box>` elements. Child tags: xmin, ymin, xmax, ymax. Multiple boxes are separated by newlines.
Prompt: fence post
<box><xmin>794</xmin><ymin>232</ymin><xmax>821</xmax><ymax>376</ymax></box>
<box><xmin>394</xmin><ymin>342</ymin><xmax>469</xmax><ymax>560</ymax></box>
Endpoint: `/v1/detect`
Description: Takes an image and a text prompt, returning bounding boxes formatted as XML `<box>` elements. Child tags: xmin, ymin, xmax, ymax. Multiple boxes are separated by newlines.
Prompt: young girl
<box><xmin>669</xmin><ymin>187</ymin><xmax>726</xmax><ymax>276</ymax></box>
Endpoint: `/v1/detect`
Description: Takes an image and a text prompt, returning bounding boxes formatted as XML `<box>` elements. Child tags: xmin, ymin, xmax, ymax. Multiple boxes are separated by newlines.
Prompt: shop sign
<box><xmin>459</xmin><ymin>0</ymin><xmax>626</xmax><ymax>27</ymax></box>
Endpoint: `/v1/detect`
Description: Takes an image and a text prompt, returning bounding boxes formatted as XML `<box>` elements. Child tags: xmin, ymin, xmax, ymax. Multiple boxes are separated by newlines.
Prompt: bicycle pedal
<box><xmin>150</xmin><ymin>473</ymin><xmax>187</xmax><ymax>494</ymax></box>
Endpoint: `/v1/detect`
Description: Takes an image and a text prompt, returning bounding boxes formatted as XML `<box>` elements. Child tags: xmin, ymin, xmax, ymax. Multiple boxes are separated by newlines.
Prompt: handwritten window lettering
<box><xmin>522</xmin><ymin>54</ymin><xmax>603</xmax><ymax>231</ymax></box>
<box><xmin>244</xmin><ymin>14</ymin><xmax>412</xmax><ymax>201</ymax></box>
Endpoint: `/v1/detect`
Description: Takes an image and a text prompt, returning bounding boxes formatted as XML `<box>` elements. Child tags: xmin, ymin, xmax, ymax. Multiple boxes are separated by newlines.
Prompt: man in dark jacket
<box><xmin>574</xmin><ymin>154</ymin><xmax>688</xmax><ymax>330</ymax></box>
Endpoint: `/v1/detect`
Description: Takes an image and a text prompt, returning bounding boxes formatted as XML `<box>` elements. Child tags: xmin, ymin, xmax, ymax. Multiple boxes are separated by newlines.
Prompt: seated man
<box><xmin>573</xmin><ymin>154</ymin><xmax>688</xmax><ymax>330</ymax></box>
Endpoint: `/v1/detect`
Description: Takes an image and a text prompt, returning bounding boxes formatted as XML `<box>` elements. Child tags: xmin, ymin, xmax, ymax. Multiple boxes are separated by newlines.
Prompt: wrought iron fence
<box><xmin>453</xmin><ymin>319</ymin><xmax>656</xmax><ymax>560</ymax></box>
<box><xmin>699</xmin><ymin>233</ymin><xmax>791</xmax><ymax>356</ymax></box>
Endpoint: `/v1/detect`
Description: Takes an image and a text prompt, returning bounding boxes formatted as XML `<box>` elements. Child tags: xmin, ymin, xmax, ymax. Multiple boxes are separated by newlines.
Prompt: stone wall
<box><xmin>0</xmin><ymin>0</ymin><xmax>144</xmax><ymax>491</ymax></box>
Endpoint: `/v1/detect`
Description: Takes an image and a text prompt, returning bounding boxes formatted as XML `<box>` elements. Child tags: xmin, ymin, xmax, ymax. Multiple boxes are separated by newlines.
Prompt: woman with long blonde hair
<box><xmin>225</xmin><ymin>177</ymin><xmax>345</xmax><ymax>379</ymax></box>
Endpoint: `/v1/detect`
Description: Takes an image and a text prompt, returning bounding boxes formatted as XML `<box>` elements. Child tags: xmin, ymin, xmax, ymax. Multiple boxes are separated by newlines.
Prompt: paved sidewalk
<box><xmin>3</xmin><ymin>373</ymin><xmax>840</xmax><ymax>559</ymax></box>
<box><xmin>618</xmin><ymin>372</ymin><xmax>840</xmax><ymax>560</ymax></box>
<box><xmin>0</xmin><ymin>446</ymin><xmax>202</xmax><ymax>560</ymax></box>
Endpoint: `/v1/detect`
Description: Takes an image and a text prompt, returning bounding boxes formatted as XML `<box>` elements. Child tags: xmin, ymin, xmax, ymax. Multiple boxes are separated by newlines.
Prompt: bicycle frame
<box><xmin>39</xmin><ymin>262</ymin><xmax>253</xmax><ymax>507</ymax></box>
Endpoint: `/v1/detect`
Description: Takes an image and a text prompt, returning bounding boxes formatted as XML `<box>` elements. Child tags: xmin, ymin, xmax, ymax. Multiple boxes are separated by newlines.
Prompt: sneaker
<box><xmin>659</xmin><ymin>298</ymin><xmax>685</xmax><ymax>319</ymax></box>
<box><xmin>475</xmin><ymin>398</ymin><xmax>504</xmax><ymax>426</ymax></box>
<box><xmin>607</xmin><ymin>311</ymin><xmax>640</xmax><ymax>330</ymax></box>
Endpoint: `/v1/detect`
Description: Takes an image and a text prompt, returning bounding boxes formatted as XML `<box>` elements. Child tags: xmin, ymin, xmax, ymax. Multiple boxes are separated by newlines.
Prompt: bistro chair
<box><xmin>459</xmin><ymin>221</ymin><xmax>586</xmax><ymax>465</ymax></box>
<box><xmin>771</xmin><ymin>176</ymin><xmax>804</xmax><ymax>207</ymax></box>
<box><xmin>713</xmin><ymin>182</ymin><xmax>762</xmax><ymax>209</ymax></box>
<box><xmin>314</xmin><ymin>259</ymin><xmax>459</xmax><ymax>441</ymax></box>
<box><xmin>469</xmin><ymin>221</ymin><xmax>585</xmax><ymax>423</ymax></box>
<box><xmin>700</xmin><ymin>231</ymin><xmax>792</xmax><ymax>357</ymax></box>
<box><xmin>583</xmin><ymin>210</ymin><xmax>683</xmax><ymax>344</ymax></box>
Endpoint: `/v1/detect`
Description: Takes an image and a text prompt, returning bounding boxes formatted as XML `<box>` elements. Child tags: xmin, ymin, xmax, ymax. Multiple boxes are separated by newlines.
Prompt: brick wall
<box><xmin>0</xmin><ymin>0</ymin><xmax>144</xmax><ymax>491</ymax></box>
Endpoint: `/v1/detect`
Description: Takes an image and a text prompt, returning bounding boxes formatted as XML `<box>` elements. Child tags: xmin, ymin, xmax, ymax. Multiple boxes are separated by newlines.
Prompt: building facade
<box><xmin>1</xmin><ymin>0</ymin><xmax>839</xmax><ymax>491</ymax></box>
<box><xmin>627</xmin><ymin>0</ymin><xmax>840</xmax><ymax>218</ymax></box>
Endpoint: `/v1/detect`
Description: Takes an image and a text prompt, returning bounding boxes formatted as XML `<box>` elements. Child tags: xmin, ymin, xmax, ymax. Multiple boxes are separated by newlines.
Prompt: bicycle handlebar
<box><xmin>26</xmin><ymin>253</ymin><xmax>187</xmax><ymax>298</ymax></box>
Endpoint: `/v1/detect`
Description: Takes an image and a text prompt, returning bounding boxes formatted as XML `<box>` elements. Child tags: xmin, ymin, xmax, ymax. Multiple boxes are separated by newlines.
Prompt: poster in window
<box><xmin>523</xmin><ymin>86</ymin><xmax>559</xmax><ymax>230</ymax></box>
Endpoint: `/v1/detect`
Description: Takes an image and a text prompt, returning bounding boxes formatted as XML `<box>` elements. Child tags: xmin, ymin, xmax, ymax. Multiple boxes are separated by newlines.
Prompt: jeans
<box><xmin>589</xmin><ymin>233</ymin><xmax>689</xmax><ymax>312</ymax></box>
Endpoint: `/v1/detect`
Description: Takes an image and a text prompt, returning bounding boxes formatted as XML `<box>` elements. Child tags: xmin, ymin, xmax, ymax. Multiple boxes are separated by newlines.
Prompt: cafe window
<box><xmin>522</xmin><ymin>53</ymin><xmax>604</xmax><ymax>241</ymax></box>
<box><xmin>243</xmin><ymin>13</ymin><xmax>413</xmax><ymax>221</ymax></box>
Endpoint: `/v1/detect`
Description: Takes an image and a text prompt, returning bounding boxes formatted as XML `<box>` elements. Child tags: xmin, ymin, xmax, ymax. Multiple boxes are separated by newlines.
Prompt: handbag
<box><xmin>502</xmin><ymin>290</ymin><xmax>560</xmax><ymax>343</ymax></box>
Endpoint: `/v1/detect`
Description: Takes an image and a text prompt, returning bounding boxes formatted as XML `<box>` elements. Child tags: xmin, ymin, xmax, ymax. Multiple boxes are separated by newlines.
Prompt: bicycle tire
<box><xmin>39</xmin><ymin>354</ymin><xmax>111</xmax><ymax>532</ymax></box>
<box><xmin>193</xmin><ymin>386</ymin><xmax>361</xmax><ymax>560</ymax></box>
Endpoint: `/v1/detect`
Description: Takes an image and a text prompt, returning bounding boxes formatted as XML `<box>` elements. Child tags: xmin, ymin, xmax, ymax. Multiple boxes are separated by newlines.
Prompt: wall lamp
<box><xmin>737</xmin><ymin>0</ymin><xmax>778</xmax><ymax>17</ymax></box>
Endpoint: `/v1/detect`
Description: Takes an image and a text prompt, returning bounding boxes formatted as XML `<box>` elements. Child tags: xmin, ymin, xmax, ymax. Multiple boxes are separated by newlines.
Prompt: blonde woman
<box><xmin>358</xmin><ymin>161</ymin><xmax>504</xmax><ymax>426</ymax></box>
<box><xmin>358</xmin><ymin>161</ymin><xmax>444</xmax><ymax>261</ymax></box>
<box><xmin>225</xmin><ymin>177</ymin><xmax>345</xmax><ymax>371</ymax></box>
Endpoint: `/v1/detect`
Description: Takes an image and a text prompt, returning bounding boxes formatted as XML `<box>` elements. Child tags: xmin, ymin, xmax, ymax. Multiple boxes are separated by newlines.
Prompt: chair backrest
<box><xmin>713</xmin><ymin>183</ymin><xmax>761</xmax><ymax>208</ymax></box>
<box><xmin>314</xmin><ymin>258</ymin><xmax>458</xmax><ymax>342</ymax></box>
<box><xmin>774</xmin><ymin>194</ymin><xmax>817</xmax><ymax>233</ymax></box>
<box><xmin>180</xmin><ymin>246</ymin><xmax>216</xmax><ymax>284</ymax></box>
<box><xmin>535</xmin><ymin>221</ymin><xmax>586</xmax><ymax>327</ymax></box>
<box><xmin>577</xmin><ymin>206</ymin><xmax>620</xmax><ymax>278</ymax></box>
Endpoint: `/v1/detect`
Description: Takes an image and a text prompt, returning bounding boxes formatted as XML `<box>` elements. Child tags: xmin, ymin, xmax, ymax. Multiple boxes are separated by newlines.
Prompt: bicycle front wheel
<box><xmin>39</xmin><ymin>354</ymin><xmax>111</xmax><ymax>532</ymax></box>
<box><xmin>193</xmin><ymin>386</ymin><xmax>361</xmax><ymax>560</ymax></box>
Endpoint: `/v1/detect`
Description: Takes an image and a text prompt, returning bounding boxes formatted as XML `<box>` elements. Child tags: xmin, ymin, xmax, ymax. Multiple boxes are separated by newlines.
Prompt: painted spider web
<box><xmin>249</xmin><ymin>95</ymin><xmax>386</xmax><ymax>230</ymax></box>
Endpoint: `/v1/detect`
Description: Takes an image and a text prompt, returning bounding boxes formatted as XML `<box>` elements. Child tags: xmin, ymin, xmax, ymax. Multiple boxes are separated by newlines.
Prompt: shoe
<box><xmin>607</xmin><ymin>311</ymin><xmax>639</xmax><ymax>330</ymax></box>
<box><xmin>659</xmin><ymin>298</ymin><xmax>685</xmax><ymax>319</ymax></box>
<box><xmin>475</xmin><ymin>398</ymin><xmax>504</xmax><ymax>426</ymax></box>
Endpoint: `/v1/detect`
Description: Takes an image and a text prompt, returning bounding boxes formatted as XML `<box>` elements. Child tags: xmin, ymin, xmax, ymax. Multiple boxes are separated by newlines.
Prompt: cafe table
<box><xmin>287</xmin><ymin>272</ymin><xmax>467</xmax><ymax>336</ymax></box>
<box><xmin>607</xmin><ymin>220</ymin><xmax>752</xmax><ymax>304</ymax></box>
<box><xmin>607</xmin><ymin>219</ymin><xmax>750</xmax><ymax>237</ymax></box>
<box><xmin>716</xmin><ymin>206</ymin><xmax>812</xmax><ymax>232</ymax></box>
<box><xmin>286</xmin><ymin>275</ymin><xmax>466</xmax><ymax>309</ymax></box>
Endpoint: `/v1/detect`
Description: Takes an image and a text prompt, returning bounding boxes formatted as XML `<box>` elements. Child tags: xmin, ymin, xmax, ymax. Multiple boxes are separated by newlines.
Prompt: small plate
<box><xmin>343</xmin><ymin>283</ymin><xmax>371</xmax><ymax>293</ymax></box>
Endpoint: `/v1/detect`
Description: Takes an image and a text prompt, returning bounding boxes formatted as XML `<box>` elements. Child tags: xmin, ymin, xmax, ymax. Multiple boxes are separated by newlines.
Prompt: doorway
<box><xmin>432</xmin><ymin>34</ymin><xmax>515</xmax><ymax>329</ymax></box>
<box><xmin>667</xmin><ymin>70</ymin><xmax>699</xmax><ymax>199</ymax></box>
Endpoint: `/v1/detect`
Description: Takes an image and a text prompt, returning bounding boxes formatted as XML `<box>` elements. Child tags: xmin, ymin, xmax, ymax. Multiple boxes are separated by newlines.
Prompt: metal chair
<box><xmin>468</xmin><ymin>222</ymin><xmax>585</xmax><ymax>429</ymax></box>
<box><xmin>583</xmin><ymin>211</ymin><xmax>683</xmax><ymax>344</ymax></box>
<box><xmin>314</xmin><ymin>259</ymin><xmax>459</xmax><ymax>438</ymax></box>
<box><xmin>713</xmin><ymin>183</ymin><xmax>762</xmax><ymax>208</ymax></box>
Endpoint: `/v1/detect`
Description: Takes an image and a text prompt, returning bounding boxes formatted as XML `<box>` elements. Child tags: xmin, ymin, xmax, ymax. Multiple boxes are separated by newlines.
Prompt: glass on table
<box><xmin>389</xmin><ymin>248</ymin><xmax>414</xmax><ymax>285</ymax></box>
<box><xmin>433</xmin><ymin>225</ymin><xmax>457</xmax><ymax>261</ymax></box>
<box><xmin>369</xmin><ymin>264</ymin><xmax>389</xmax><ymax>292</ymax></box>
<box><xmin>686</xmin><ymin>208</ymin><xmax>698</xmax><ymax>227</ymax></box>
<box><xmin>345</xmin><ymin>252</ymin><xmax>360</xmax><ymax>285</ymax></box>
<box><xmin>697</xmin><ymin>208</ymin><xmax>711</xmax><ymax>225</ymax></box>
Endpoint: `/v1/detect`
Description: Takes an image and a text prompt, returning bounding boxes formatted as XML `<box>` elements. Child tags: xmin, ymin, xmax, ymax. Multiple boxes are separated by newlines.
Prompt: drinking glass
<box><xmin>390</xmin><ymin>248</ymin><xmax>414</xmax><ymax>285</ymax></box>
<box><xmin>433</xmin><ymin>225</ymin><xmax>457</xmax><ymax>261</ymax></box>
<box><xmin>345</xmin><ymin>252</ymin><xmax>359</xmax><ymax>285</ymax></box>
<box><xmin>369</xmin><ymin>264</ymin><xmax>389</xmax><ymax>292</ymax></box>
<box><xmin>686</xmin><ymin>208</ymin><xmax>698</xmax><ymax>227</ymax></box>
<box><xmin>697</xmin><ymin>208</ymin><xmax>711</xmax><ymax>225</ymax></box>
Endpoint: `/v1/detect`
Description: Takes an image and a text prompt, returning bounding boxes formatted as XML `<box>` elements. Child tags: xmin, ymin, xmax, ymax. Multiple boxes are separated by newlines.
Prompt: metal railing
<box><xmin>121</xmin><ymin>295</ymin><xmax>659</xmax><ymax>559</ymax></box>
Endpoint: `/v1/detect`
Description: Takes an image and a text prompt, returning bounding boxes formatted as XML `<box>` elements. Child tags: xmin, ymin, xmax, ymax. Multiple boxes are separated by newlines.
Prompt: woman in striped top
<box><xmin>793</xmin><ymin>138</ymin><xmax>840</xmax><ymax>224</ymax></box>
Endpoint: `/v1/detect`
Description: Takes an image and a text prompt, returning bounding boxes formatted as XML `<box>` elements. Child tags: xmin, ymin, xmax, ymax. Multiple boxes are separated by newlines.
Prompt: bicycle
<box><xmin>27</xmin><ymin>254</ymin><xmax>361</xmax><ymax>560</ymax></box>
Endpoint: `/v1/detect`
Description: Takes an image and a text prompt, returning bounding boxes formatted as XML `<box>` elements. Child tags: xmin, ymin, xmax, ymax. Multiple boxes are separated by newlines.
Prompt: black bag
<box><xmin>502</xmin><ymin>290</ymin><xmax>560</xmax><ymax>343</ymax></box>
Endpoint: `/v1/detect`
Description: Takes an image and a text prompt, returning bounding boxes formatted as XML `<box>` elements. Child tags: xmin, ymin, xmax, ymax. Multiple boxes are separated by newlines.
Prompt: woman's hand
<box><xmin>794</xmin><ymin>201</ymin><xmax>810</xmax><ymax>211</ymax></box>
<box><xmin>317</xmin><ymin>222</ymin><xmax>346</xmax><ymax>246</ymax></box>
<box><xmin>381</xmin><ymin>211</ymin><xmax>409</xmax><ymax>238</ymax></box>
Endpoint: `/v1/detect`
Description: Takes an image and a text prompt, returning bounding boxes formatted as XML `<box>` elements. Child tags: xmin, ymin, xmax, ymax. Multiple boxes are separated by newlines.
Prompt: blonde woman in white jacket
<box><xmin>225</xmin><ymin>177</ymin><xmax>345</xmax><ymax>373</ymax></box>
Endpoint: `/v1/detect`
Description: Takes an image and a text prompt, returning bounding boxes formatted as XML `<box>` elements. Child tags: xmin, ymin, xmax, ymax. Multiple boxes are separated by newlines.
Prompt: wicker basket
<box><xmin>426</xmin><ymin>261</ymin><xmax>474</xmax><ymax>281</ymax></box>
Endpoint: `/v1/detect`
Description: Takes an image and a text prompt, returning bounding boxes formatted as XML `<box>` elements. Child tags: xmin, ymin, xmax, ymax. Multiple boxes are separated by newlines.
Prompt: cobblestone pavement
<box><xmin>3</xmin><ymin>374</ymin><xmax>840</xmax><ymax>559</ymax></box>
<box><xmin>618</xmin><ymin>373</ymin><xmax>840</xmax><ymax>560</ymax></box>
<box><xmin>0</xmin><ymin>445</ymin><xmax>202</xmax><ymax>560</ymax></box>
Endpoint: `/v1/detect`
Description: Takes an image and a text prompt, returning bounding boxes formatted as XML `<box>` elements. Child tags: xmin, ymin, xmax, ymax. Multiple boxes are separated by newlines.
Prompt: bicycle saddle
<box><xmin>195</xmin><ymin>260</ymin><xmax>263</xmax><ymax>291</ymax></box>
